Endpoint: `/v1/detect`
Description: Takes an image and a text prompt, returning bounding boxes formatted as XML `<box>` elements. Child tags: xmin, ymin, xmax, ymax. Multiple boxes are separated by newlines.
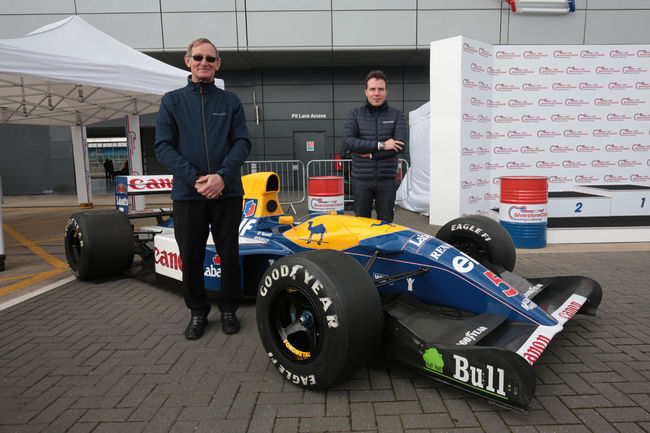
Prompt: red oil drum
<box><xmin>308</xmin><ymin>176</ymin><xmax>344</xmax><ymax>215</ymax></box>
<box><xmin>499</xmin><ymin>176</ymin><xmax>548</xmax><ymax>249</ymax></box>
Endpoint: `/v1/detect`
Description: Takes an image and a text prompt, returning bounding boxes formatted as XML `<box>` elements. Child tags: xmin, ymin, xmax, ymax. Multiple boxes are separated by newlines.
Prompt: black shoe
<box><xmin>221</xmin><ymin>312</ymin><xmax>240</xmax><ymax>334</ymax></box>
<box><xmin>185</xmin><ymin>315</ymin><xmax>208</xmax><ymax>340</ymax></box>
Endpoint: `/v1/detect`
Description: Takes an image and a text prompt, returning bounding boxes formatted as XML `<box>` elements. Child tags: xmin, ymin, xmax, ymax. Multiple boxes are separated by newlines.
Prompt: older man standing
<box><xmin>154</xmin><ymin>38</ymin><xmax>251</xmax><ymax>340</ymax></box>
<box><xmin>344</xmin><ymin>70</ymin><xmax>407</xmax><ymax>223</ymax></box>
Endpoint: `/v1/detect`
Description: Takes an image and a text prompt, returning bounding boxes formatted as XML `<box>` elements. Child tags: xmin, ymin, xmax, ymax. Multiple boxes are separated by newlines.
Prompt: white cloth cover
<box><xmin>396</xmin><ymin>102</ymin><xmax>430</xmax><ymax>215</ymax></box>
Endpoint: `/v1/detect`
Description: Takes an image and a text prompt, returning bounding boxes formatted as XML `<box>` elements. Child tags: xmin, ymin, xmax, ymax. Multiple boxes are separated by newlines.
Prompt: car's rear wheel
<box><xmin>256</xmin><ymin>249</ymin><xmax>383</xmax><ymax>390</ymax></box>
<box><xmin>64</xmin><ymin>210</ymin><xmax>134</xmax><ymax>280</ymax></box>
<box><xmin>436</xmin><ymin>215</ymin><xmax>516</xmax><ymax>272</ymax></box>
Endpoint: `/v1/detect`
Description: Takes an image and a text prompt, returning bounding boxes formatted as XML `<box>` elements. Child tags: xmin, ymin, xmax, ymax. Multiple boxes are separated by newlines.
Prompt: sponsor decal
<box><xmin>618</xmin><ymin>159</ymin><xmax>642</xmax><ymax>167</ymax></box>
<box><xmin>575</xmin><ymin>175</ymin><xmax>599</xmax><ymax>183</ymax></box>
<box><xmin>470</xmin><ymin>131</ymin><xmax>483</xmax><ymax>139</ymax></box>
<box><xmin>477</xmin><ymin>147</ymin><xmax>491</xmax><ymax>155</ymax></box>
<box><xmin>463</xmin><ymin>43</ymin><xmax>477</xmax><ymax>53</ymax></box>
<box><xmin>509</xmin><ymin>67</ymin><xmax>534</xmax><ymax>75</ymax></box>
<box><xmin>522</xmin><ymin>83</ymin><xmax>547</xmax><ymax>91</ymax></box>
<box><xmin>605</xmin><ymin>174</ymin><xmax>628</xmax><ymax>182</ymax></box>
<box><xmin>636</xmin><ymin>81</ymin><xmax>650</xmax><ymax>90</ymax></box>
<box><xmin>591</xmin><ymin>160</ymin><xmax>615</xmax><ymax>168</ymax></box>
<box><xmin>267</xmin><ymin>351</ymin><xmax>317</xmax><ymax>385</ymax></box>
<box><xmin>593</xmin><ymin>129</ymin><xmax>617</xmax><ymax>137</ymax></box>
<box><xmin>606</xmin><ymin>144</ymin><xmax>630</xmax><ymax>152</ymax></box>
<box><xmin>495</xmin><ymin>83</ymin><xmax>519</xmax><ymax>91</ymax></box>
<box><xmin>450</xmin><ymin>223</ymin><xmax>492</xmax><ymax>242</ymax></box>
<box><xmin>562</xmin><ymin>160</ymin><xmax>586</xmax><ymax>168</ymax></box>
<box><xmin>204</xmin><ymin>254</ymin><xmax>222</xmax><ymax>277</ymax></box>
<box><xmin>579</xmin><ymin>82</ymin><xmax>603</xmax><ymax>90</ymax></box>
<box><xmin>578</xmin><ymin>114</ymin><xmax>602</xmax><ymax>122</ymax></box>
<box><xmin>581</xmin><ymin>49</ymin><xmax>604</xmax><ymax>58</ymax></box>
<box><xmin>116</xmin><ymin>197</ymin><xmax>129</xmax><ymax>207</ymax></box>
<box><xmin>128</xmin><ymin>176</ymin><xmax>173</xmax><ymax>191</ymax></box>
<box><xmin>239</xmin><ymin>217</ymin><xmax>258</xmax><ymax>236</ymax></box>
<box><xmin>506</xmin><ymin>161</ymin><xmax>531</xmax><ymax>169</ymax></box>
<box><xmin>486</xmin><ymin>131</ymin><xmax>506</xmax><ymax>139</ymax></box>
<box><xmin>452</xmin><ymin>256</ymin><xmax>475</xmax><ymax>273</ymax></box>
<box><xmin>595</xmin><ymin>98</ymin><xmax>618</xmax><ymax>106</ymax></box>
<box><xmin>507</xmin><ymin>131</ymin><xmax>531</xmax><ymax>139</ymax></box>
<box><xmin>477</xmin><ymin>178</ymin><xmax>489</xmax><ymax>187</ymax></box>
<box><xmin>634</xmin><ymin>113</ymin><xmax>650</xmax><ymax>121</ymax></box>
<box><xmin>456</xmin><ymin>326</ymin><xmax>489</xmax><ymax>345</ymax></box>
<box><xmin>606</xmin><ymin>113</ymin><xmax>631</xmax><ymax>121</ymax></box>
<box><xmin>470</xmin><ymin>163</ymin><xmax>483</xmax><ymax>171</ymax></box>
<box><xmin>566</xmin><ymin>66</ymin><xmax>590</xmax><ymax>74</ymax></box>
<box><xmin>521</xmin><ymin>145</ymin><xmax>544</xmax><ymax>154</ymax></box>
<box><xmin>471</xmin><ymin>97</ymin><xmax>484</xmax><ymax>106</ymax></box>
<box><xmin>537</xmin><ymin>129</ymin><xmax>562</xmax><ymax>138</ymax></box>
<box><xmin>463</xmin><ymin>113</ymin><xmax>476</xmax><ymax>122</ymax></box>
<box><xmin>632</xmin><ymin>143</ymin><xmax>650</xmax><ymax>151</ymax></box>
<box><xmin>621</xmin><ymin>97</ymin><xmax>645</xmax><ymax>105</ymax></box>
<box><xmin>479</xmin><ymin>81</ymin><xmax>491</xmax><ymax>90</ymax></box>
<box><xmin>496</xmin><ymin>50</ymin><xmax>520</xmax><ymax>59</ymax></box>
<box><xmin>471</xmin><ymin>63</ymin><xmax>485</xmax><ymax>73</ymax></box>
<box><xmin>536</xmin><ymin>161</ymin><xmax>561</xmax><ymax>168</ymax></box>
<box><xmin>243</xmin><ymin>199</ymin><xmax>257</xmax><ymax>217</ymax></box>
<box><xmin>521</xmin><ymin>298</ymin><xmax>537</xmax><ymax>311</ymax></box>
<box><xmin>508</xmin><ymin>99</ymin><xmax>533</xmax><ymax>107</ymax></box>
<box><xmin>492</xmin><ymin>177</ymin><xmax>501</xmax><ymax>185</ymax></box>
<box><xmin>479</xmin><ymin>47</ymin><xmax>491</xmax><ymax>57</ymax></box>
<box><xmin>550</xmin><ymin>145</ymin><xmax>574</xmax><ymax>153</ymax></box>
<box><xmin>549</xmin><ymin>175</ymin><xmax>572</xmax><ymax>183</ymax></box>
<box><xmin>521</xmin><ymin>335</ymin><xmax>550</xmax><ymax>365</ymax></box>
<box><xmin>623</xmin><ymin>66</ymin><xmax>647</xmax><ymax>74</ymax></box>
<box><xmin>468</xmin><ymin>195</ymin><xmax>482</xmax><ymax>204</ymax></box>
<box><xmin>565</xmin><ymin>98</ymin><xmax>589</xmax><ymax>106</ymax></box>
<box><xmin>577</xmin><ymin>144</ymin><xmax>600</xmax><ymax>152</ymax></box>
<box><xmin>484</xmin><ymin>270</ymin><xmax>519</xmax><ymax>297</ymax></box>
<box><xmin>554</xmin><ymin>50</ymin><xmax>578</xmax><ymax>58</ymax></box>
<box><xmin>539</xmin><ymin>66</ymin><xmax>563</xmax><ymax>75</ymax></box>
<box><xmin>484</xmin><ymin>192</ymin><xmax>499</xmax><ymax>200</ymax></box>
<box><xmin>478</xmin><ymin>114</ymin><xmax>491</xmax><ymax>123</ymax></box>
<box><xmin>522</xmin><ymin>114</ymin><xmax>545</xmax><ymax>123</ymax></box>
<box><xmin>495</xmin><ymin>115</ymin><xmax>518</xmax><ymax>123</ymax></box>
<box><xmin>155</xmin><ymin>248</ymin><xmax>183</xmax><ymax>271</ymax></box>
<box><xmin>620</xmin><ymin>128</ymin><xmax>643</xmax><ymax>136</ymax></box>
<box><xmin>462</xmin><ymin>147</ymin><xmax>476</xmax><ymax>155</ymax></box>
<box><xmin>609</xmin><ymin>82</ymin><xmax>633</xmax><ymax>90</ymax></box>
<box><xmin>610</xmin><ymin>49</ymin><xmax>634</xmax><ymax>58</ymax></box>
<box><xmin>485</xmin><ymin>162</ymin><xmax>504</xmax><ymax>170</ymax></box>
<box><xmin>638</xmin><ymin>49</ymin><xmax>650</xmax><ymax>58</ymax></box>
<box><xmin>524</xmin><ymin>50</ymin><xmax>547</xmax><ymax>58</ymax></box>
<box><xmin>551</xmin><ymin>114</ymin><xmax>575</xmax><ymax>122</ymax></box>
<box><xmin>631</xmin><ymin>174</ymin><xmax>650</xmax><ymax>181</ymax></box>
<box><xmin>461</xmin><ymin>180</ymin><xmax>475</xmax><ymax>189</ymax></box>
<box><xmin>564</xmin><ymin>129</ymin><xmax>588</xmax><ymax>137</ymax></box>
<box><xmin>408</xmin><ymin>233</ymin><xmax>433</xmax><ymax>249</ymax></box>
<box><xmin>487</xmin><ymin>99</ymin><xmax>505</xmax><ymax>107</ymax></box>
<box><xmin>539</xmin><ymin>98</ymin><xmax>562</xmax><ymax>106</ymax></box>
<box><xmin>487</xmin><ymin>66</ymin><xmax>506</xmax><ymax>75</ymax></box>
<box><xmin>116</xmin><ymin>183</ymin><xmax>127</xmax><ymax>194</ymax></box>
<box><xmin>552</xmin><ymin>82</ymin><xmax>576</xmax><ymax>91</ymax></box>
<box><xmin>596</xmin><ymin>66</ymin><xmax>620</xmax><ymax>74</ymax></box>
<box><xmin>463</xmin><ymin>78</ymin><xmax>477</xmax><ymax>88</ymax></box>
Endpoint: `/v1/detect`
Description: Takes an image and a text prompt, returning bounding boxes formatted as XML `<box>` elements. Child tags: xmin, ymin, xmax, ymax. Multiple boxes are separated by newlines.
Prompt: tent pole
<box><xmin>70</xmin><ymin>125</ymin><xmax>93</xmax><ymax>207</ymax></box>
<box><xmin>125</xmin><ymin>114</ymin><xmax>145</xmax><ymax>211</ymax></box>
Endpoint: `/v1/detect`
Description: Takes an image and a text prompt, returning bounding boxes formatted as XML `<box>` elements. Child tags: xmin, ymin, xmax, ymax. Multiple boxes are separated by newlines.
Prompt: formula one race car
<box><xmin>64</xmin><ymin>171</ymin><xmax>602</xmax><ymax>411</ymax></box>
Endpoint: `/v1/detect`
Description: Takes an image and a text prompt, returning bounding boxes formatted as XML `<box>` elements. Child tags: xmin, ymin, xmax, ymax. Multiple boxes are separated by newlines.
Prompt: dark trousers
<box><xmin>353</xmin><ymin>179</ymin><xmax>397</xmax><ymax>223</ymax></box>
<box><xmin>173</xmin><ymin>197</ymin><xmax>242</xmax><ymax>317</ymax></box>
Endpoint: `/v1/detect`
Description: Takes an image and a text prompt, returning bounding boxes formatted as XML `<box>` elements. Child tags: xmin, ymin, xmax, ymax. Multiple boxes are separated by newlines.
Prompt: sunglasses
<box><xmin>191</xmin><ymin>55</ymin><xmax>218</xmax><ymax>63</ymax></box>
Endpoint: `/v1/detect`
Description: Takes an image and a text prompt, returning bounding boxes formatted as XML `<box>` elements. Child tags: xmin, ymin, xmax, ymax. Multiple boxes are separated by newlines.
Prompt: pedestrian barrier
<box><xmin>243</xmin><ymin>160</ymin><xmax>305</xmax><ymax>214</ymax></box>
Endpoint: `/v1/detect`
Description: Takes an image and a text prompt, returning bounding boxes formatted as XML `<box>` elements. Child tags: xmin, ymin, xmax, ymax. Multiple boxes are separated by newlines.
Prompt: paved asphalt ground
<box><xmin>1</xmin><ymin>191</ymin><xmax>649</xmax><ymax>433</ymax></box>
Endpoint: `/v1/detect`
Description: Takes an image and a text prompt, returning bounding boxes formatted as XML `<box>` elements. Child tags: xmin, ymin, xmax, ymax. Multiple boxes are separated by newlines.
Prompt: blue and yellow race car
<box><xmin>64</xmin><ymin>171</ymin><xmax>602</xmax><ymax>411</ymax></box>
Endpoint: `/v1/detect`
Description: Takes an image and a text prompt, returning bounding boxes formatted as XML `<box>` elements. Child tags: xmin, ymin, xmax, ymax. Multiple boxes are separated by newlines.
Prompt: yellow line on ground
<box><xmin>0</xmin><ymin>273</ymin><xmax>36</xmax><ymax>282</ymax></box>
<box><xmin>6</xmin><ymin>237</ymin><xmax>63</xmax><ymax>248</ymax></box>
<box><xmin>2</xmin><ymin>222</ymin><xmax>68</xmax><ymax>269</ymax></box>
<box><xmin>0</xmin><ymin>268</ymin><xmax>70</xmax><ymax>297</ymax></box>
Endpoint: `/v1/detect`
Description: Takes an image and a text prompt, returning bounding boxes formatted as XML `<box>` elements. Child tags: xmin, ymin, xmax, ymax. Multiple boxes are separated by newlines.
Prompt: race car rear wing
<box><xmin>114</xmin><ymin>175</ymin><xmax>173</xmax><ymax>221</ymax></box>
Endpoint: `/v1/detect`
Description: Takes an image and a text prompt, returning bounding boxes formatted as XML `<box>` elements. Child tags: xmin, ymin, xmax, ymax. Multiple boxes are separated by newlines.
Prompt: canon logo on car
<box><xmin>128</xmin><ymin>176</ymin><xmax>173</xmax><ymax>191</ymax></box>
<box><xmin>522</xmin><ymin>334</ymin><xmax>550</xmax><ymax>365</ymax></box>
<box><xmin>155</xmin><ymin>247</ymin><xmax>182</xmax><ymax>271</ymax></box>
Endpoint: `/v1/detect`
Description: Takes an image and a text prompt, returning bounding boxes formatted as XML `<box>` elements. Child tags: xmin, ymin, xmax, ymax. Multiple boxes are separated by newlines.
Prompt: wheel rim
<box><xmin>452</xmin><ymin>237</ymin><xmax>490</xmax><ymax>264</ymax></box>
<box><xmin>269</xmin><ymin>287</ymin><xmax>324</xmax><ymax>362</ymax></box>
<box><xmin>66</xmin><ymin>230</ymin><xmax>81</xmax><ymax>266</ymax></box>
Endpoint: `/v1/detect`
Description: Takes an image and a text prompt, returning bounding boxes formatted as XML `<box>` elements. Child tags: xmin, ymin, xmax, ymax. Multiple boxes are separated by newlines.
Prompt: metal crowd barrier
<box><xmin>306</xmin><ymin>158</ymin><xmax>410</xmax><ymax>205</ymax></box>
<box><xmin>243</xmin><ymin>160</ymin><xmax>305</xmax><ymax>214</ymax></box>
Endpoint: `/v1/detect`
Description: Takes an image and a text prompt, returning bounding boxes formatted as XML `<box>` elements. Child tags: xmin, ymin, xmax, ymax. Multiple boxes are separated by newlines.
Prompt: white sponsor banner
<box><xmin>433</xmin><ymin>37</ymin><xmax>650</xmax><ymax>219</ymax></box>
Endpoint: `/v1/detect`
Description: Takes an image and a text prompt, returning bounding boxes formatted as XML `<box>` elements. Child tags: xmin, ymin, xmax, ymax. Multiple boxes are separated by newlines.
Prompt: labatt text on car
<box><xmin>64</xmin><ymin>171</ymin><xmax>601</xmax><ymax>411</ymax></box>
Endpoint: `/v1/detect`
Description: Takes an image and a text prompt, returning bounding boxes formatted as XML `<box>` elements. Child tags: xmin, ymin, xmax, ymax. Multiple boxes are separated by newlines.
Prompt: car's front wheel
<box><xmin>256</xmin><ymin>249</ymin><xmax>384</xmax><ymax>390</ymax></box>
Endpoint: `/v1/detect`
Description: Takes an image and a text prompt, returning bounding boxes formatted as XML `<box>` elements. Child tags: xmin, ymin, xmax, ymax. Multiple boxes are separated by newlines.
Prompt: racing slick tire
<box><xmin>64</xmin><ymin>210</ymin><xmax>134</xmax><ymax>280</ymax></box>
<box><xmin>436</xmin><ymin>215</ymin><xmax>516</xmax><ymax>272</ymax></box>
<box><xmin>256</xmin><ymin>249</ymin><xmax>384</xmax><ymax>390</ymax></box>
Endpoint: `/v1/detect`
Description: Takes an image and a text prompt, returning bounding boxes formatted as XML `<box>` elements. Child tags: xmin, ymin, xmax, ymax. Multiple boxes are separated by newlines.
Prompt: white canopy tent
<box><xmin>0</xmin><ymin>16</ymin><xmax>223</xmax><ymax>266</ymax></box>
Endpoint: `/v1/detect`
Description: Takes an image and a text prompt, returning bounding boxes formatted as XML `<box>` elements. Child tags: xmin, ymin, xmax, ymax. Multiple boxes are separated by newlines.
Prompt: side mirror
<box><xmin>278</xmin><ymin>216</ymin><xmax>294</xmax><ymax>225</ymax></box>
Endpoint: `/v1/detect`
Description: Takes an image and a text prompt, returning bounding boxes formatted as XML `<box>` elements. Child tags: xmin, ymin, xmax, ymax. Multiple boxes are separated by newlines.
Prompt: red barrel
<box><xmin>499</xmin><ymin>176</ymin><xmax>548</xmax><ymax>249</ymax></box>
<box><xmin>308</xmin><ymin>176</ymin><xmax>344</xmax><ymax>214</ymax></box>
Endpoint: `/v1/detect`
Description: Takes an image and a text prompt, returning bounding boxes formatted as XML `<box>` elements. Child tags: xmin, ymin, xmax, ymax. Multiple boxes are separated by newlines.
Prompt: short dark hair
<box><xmin>365</xmin><ymin>70</ymin><xmax>387</xmax><ymax>89</ymax></box>
<box><xmin>186</xmin><ymin>38</ymin><xmax>220</xmax><ymax>59</ymax></box>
